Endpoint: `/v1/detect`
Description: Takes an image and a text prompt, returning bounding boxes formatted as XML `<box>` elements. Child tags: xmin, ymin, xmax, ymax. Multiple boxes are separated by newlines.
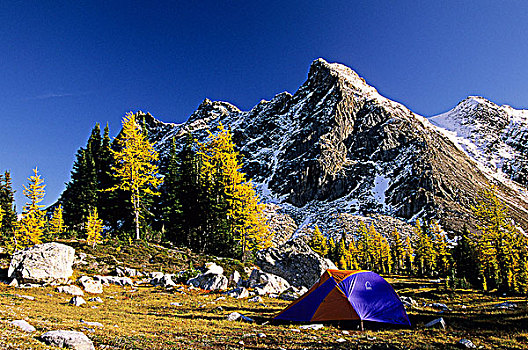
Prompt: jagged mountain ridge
<box><xmin>429</xmin><ymin>96</ymin><xmax>528</xmax><ymax>186</ymax></box>
<box><xmin>139</xmin><ymin>58</ymin><xmax>528</xmax><ymax>234</ymax></box>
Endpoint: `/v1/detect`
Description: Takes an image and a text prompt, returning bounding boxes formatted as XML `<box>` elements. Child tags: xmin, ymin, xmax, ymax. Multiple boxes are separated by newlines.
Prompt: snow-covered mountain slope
<box><xmin>429</xmin><ymin>96</ymin><xmax>528</xmax><ymax>186</ymax></box>
<box><xmin>138</xmin><ymin>59</ymin><xmax>528</xmax><ymax>234</ymax></box>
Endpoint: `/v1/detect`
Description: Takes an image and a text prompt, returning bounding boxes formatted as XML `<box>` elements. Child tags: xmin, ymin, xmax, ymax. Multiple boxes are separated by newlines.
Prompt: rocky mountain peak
<box><xmin>140</xmin><ymin>59</ymin><xmax>528</xmax><ymax>236</ymax></box>
<box><xmin>307</xmin><ymin>58</ymin><xmax>381</xmax><ymax>101</ymax></box>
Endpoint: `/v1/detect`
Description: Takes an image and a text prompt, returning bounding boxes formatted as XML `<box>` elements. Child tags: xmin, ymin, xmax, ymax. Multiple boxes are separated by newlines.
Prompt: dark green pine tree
<box><xmin>97</xmin><ymin>123</ymin><xmax>121</xmax><ymax>228</ymax></box>
<box><xmin>60</xmin><ymin>123</ymin><xmax>108</xmax><ymax>232</ymax></box>
<box><xmin>0</xmin><ymin>171</ymin><xmax>17</xmax><ymax>237</ymax></box>
<box><xmin>173</xmin><ymin>133</ymin><xmax>205</xmax><ymax>250</ymax></box>
<box><xmin>158</xmin><ymin>137</ymin><xmax>184</xmax><ymax>244</ymax></box>
<box><xmin>452</xmin><ymin>226</ymin><xmax>479</xmax><ymax>287</ymax></box>
<box><xmin>61</xmin><ymin>146</ymin><xmax>98</xmax><ymax>231</ymax></box>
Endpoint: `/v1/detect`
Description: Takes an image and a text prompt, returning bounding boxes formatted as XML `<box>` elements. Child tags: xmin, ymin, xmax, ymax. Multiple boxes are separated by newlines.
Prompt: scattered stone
<box><xmin>336</xmin><ymin>338</ymin><xmax>346</xmax><ymax>343</ymax></box>
<box><xmin>429</xmin><ymin>279</ymin><xmax>441</xmax><ymax>283</ymax></box>
<box><xmin>247</xmin><ymin>269</ymin><xmax>291</xmax><ymax>295</ymax></box>
<box><xmin>215</xmin><ymin>306</ymin><xmax>224</xmax><ymax>312</ymax></box>
<box><xmin>300</xmin><ymin>324</ymin><xmax>324</xmax><ymax>330</ymax></box>
<box><xmin>279</xmin><ymin>286</ymin><xmax>308</xmax><ymax>301</ymax></box>
<box><xmin>8</xmin><ymin>242</ymin><xmax>75</xmax><ymax>285</ymax></box>
<box><xmin>257</xmin><ymin>333</ymin><xmax>266</xmax><ymax>338</ymax></box>
<box><xmin>88</xmin><ymin>297</ymin><xmax>103</xmax><ymax>303</ymax></box>
<box><xmin>80</xmin><ymin>320</ymin><xmax>103</xmax><ymax>328</ymax></box>
<box><xmin>248</xmin><ymin>295</ymin><xmax>263</xmax><ymax>303</ymax></box>
<box><xmin>457</xmin><ymin>339</ymin><xmax>476</xmax><ymax>349</ymax></box>
<box><xmin>204</xmin><ymin>262</ymin><xmax>223</xmax><ymax>275</ymax></box>
<box><xmin>40</xmin><ymin>330</ymin><xmax>95</xmax><ymax>350</ymax></box>
<box><xmin>429</xmin><ymin>302</ymin><xmax>450</xmax><ymax>311</ymax></box>
<box><xmin>226</xmin><ymin>312</ymin><xmax>254</xmax><ymax>323</ymax></box>
<box><xmin>342</xmin><ymin>330</ymin><xmax>349</xmax><ymax>335</ymax></box>
<box><xmin>115</xmin><ymin>266</ymin><xmax>140</xmax><ymax>277</ymax></box>
<box><xmin>170</xmin><ymin>302</ymin><xmax>183</xmax><ymax>306</ymax></box>
<box><xmin>493</xmin><ymin>302</ymin><xmax>517</xmax><ymax>310</ymax></box>
<box><xmin>290</xmin><ymin>329</ymin><xmax>300</xmax><ymax>333</ymax></box>
<box><xmin>11</xmin><ymin>320</ymin><xmax>36</xmax><ymax>332</ymax></box>
<box><xmin>256</xmin><ymin>238</ymin><xmax>336</xmax><ymax>288</ymax></box>
<box><xmin>56</xmin><ymin>285</ymin><xmax>84</xmax><ymax>296</ymax></box>
<box><xmin>400</xmin><ymin>296</ymin><xmax>418</xmax><ymax>308</ymax></box>
<box><xmin>187</xmin><ymin>272</ymin><xmax>228</xmax><ymax>291</ymax></box>
<box><xmin>78</xmin><ymin>276</ymin><xmax>103</xmax><ymax>294</ymax></box>
<box><xmin>424</xmin><ymin>317</ymin><xmax>446</xmax><ymax>329</ymax></box>
<box><xmin>229</xmin><ymin>270</ymin><xmax>241</xmax><ymax>287</ymax></box>
<box><xmin>225</xmin><ymin>287</ymin><xmax>249</xmax><ymax>299</ymax></box>
<box><xmin>94</xmin><ymin>275</ymin><xmax>133</xmax><ymax>287</ymax></box>
<box><xmin>8</xmin><ymin>278</ymin><xmax>18</xmax><ymax>287</ymax></box>
<box><xmin>14</xmin><ymin>294</ymin><xmax>35</xmax><ymax>301</ymax></box>
<box><xmin>70</xmin><ymin>296</ymin><xmax>87</xmax><ymax>307</ymax></box>
<box><xmin>215</xmin><ymin>296</ymin><xmax>226</xmax><ymax>301</ymax></box>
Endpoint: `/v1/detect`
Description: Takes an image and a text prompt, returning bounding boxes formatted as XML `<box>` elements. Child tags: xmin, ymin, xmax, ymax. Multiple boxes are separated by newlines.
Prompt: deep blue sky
<box><xmin>2</xmin><ymin>1</ymin><xmax>528</xmax><ymax>210</ymax></box>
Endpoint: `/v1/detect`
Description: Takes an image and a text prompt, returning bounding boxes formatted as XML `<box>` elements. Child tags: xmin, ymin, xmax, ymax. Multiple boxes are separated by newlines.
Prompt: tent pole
<box><xmin>360</xmin><ymin>320</ymin><xmax>364</xmax><ymax>331</ymax></box>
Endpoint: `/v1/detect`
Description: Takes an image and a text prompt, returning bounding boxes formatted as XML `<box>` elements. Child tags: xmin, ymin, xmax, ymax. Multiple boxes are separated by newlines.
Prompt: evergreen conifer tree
<box><xmin>15</xmin><ymin>168</ymin><xmax>46</xmax><ymax>250</ymax></box>
<box><xmin>472</xmin><ymin>184</ymin><xmax>516</xmax><ymax>292</ymax></box>
<box><xmin>308</xmin><ymin>225</ymin><xmax>328</xmax><ymax>257</ymax></box>
<box><xmin>86</xmin><ymin>207</ymin><xmax>103</xmax><ymax>248</ymax></box>
<box><xmin>197</xmin><ymin>124</ymin><xmax>271</xmax><ymax>259</ymax></box>
<box><xmin>110</xmin><ymin>112</ymin><xmax>163</xmax><ymax>240</ymax></box>
<box><xmin>0</xmin><ymin>171</ymin><xmax>16</xmax><ymax>237</ymax></box>
<box><xmin>49</xmin><ymin>204</ymin><xmax>65</xmax><ymax>238</ymax></box>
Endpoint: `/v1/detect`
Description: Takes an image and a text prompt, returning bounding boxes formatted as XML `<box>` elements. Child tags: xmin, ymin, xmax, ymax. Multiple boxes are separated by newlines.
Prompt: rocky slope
<box><xmin>138</xmin><ymin>58</ymin><xmax>528</xmax><ymax>235</ymax></box>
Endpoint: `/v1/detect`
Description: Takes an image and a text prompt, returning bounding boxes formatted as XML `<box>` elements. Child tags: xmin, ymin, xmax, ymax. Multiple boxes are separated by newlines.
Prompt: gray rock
<box><xmin>8</xmin><ymin>243</ymin><xmax>75</xmax><ymax>284</ymax></box>
<box><xmin>247</xmin><ymin>269</ymin><xmax>291</xmax><ymax>295</ymax></box>
<box><xmin>226</xmin><ymin>312</ymin><xmax>254</xmax><ymax>322</ymax></box>
<box><xmin>15</xmin><ymin>294</ymin><xmax>35</xmax><ymax>301</ymax></box>
<box><xmin>158</xmin><ymin>274</ymin><xmax>177</xmax><ymax>288</ymax></box>
<box><xmin>424</xmin><ymin>317</ymin><xmax>446</xmax><ymax>329</ymax></box>
<box><xmin>429</xmin><ymin>302</ymin><xmax>450</xmax><ymax>311</ymax></box>
<box><xmin>225</xmin><ymin>287</ymin><xmax>249</xmax><ymax>299</ymax></box>
<box><xmin>400</xmin><ymin>296</ymin><xmax>417</xmax><ymax>308</ymax></box>
<box><xmin>94</xmin><ymin>275</ymin><xmax>133</xmax><ymax>286</ymax></box>
<box><xmin>279</xmin><ymin>286</ymin><xmax>308</xmax><ymax>301</ymax></box>
<box><xmin>40</xmin><ymin>330</ymin><xmax>94</xmax><ymax>350</ymax></box>
<box><xmin>187</xmin><ymin>272</ymin><xmax>228</xmax><ymax>291</ymax></box>
<box><xmin>300</xmin><ymin>324</ymin><xmax>324</xmax><ymax>330</ymax></box>
<box><xmin>229</xmin><ymin>270</ymin><xmax>241</xmax><ymax>287</ymax></box>
<box><xmin>256</xmin><ymin>238</ymin><xmax>336</xmax><ymax>288</ymax></box>
<box><xmin>88</xmin><ymin>297</ymin><xmax>103</xmax><ymax>303</ymax></box>
<box><xmin>8</xmin><ymin>278</ymin><xmax>18</xmax><ymax>287</ymax></box>
<box><xmin>204</xmin><ymin>262</ymin><xmax>224</xmax><ymax>275</ymax></box>
<box><xmin>78</xmin><ymin>276</ymin><xmax>103</xmax><ymax>294</ymax></box>
<box><xmin>11</xmin><ymin>319</ymin><xmax>36</xmax><ymax>332</ymax></box>
<box><xmin>80</xmin><ymin>320</ymin><xmax>103</xmax><ymax>328</ymax></box>
<box><xmin>457</xmin><ymin>339</ymin><xmax>476</xmax><ymax>349</ymax></box>
<box><xmin>56</xmin><ymin>285</ymin><xmax>84</xmax><ymax>296</ymax></box>
<box><xmin>116</xmin><ymin>266</ymin><xmax>140</xmax><ymax>277</ymax></box>
<box><xmin>69</xmin><ymin>296</ymin><xmax>86</xmax><ymax>307</ymax></box>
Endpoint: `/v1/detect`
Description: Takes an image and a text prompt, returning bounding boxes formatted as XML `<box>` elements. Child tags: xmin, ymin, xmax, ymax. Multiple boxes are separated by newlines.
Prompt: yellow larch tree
<box><xmin>86</xmin><ymin>207</ymin><xmax>103</xmax><ymax>248</ymax></box>
<box><xmin>472</xmin><ymin>184</ymin><xmax>516</xmax><ymax>292</ymax></box>
<box><xmin>49</xmin><ymin>204</ymin><xmax>64</xmax><ymax>238</ymax></box>
<box><xmin>198</xmin><ymin>124</ymin><xmax>272</xmax><ymax>260</ymax></box>
<box><xmin>15</xmin><ymin>168</ymin><xmax>46</xmax><ymax>250</ymax></box>
<box><xmin>308</xmin><ymin>225</ymin><xmax>329</xmax><ymax>257</ymax></box>
<box><xmin>111</xmin><ymin>112</ymin><xmax>163</xmax><ymax>240</ymax></box>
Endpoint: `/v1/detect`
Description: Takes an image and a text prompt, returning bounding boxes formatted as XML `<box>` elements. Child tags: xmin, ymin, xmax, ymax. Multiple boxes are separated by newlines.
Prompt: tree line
<box><xmin>0</xmin><ymin>113</ymin><xmax>271</xmax><ymax>261</ymax></box>
<box><xmin>308</xmin><ymin>185</ymin><xmax>528</xmax><ymax>295</ymax></box>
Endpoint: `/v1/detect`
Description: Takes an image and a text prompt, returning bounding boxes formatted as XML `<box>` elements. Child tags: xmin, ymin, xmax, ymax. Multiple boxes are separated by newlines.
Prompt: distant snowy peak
<box><xmin>429</xmin><ymin>96</ymin><xmax>528</xmax><ymax>186</ymax></box>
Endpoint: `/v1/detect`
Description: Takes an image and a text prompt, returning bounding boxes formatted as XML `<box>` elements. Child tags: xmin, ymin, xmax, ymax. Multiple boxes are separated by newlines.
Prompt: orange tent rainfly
<box><xmin>274</xmin><ymin>270</ymin><xmax>410</xmax><ymax>326</ymax></box>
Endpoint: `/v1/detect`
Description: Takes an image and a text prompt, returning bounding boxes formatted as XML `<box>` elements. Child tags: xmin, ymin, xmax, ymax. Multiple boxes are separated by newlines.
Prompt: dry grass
<box><xmin>0</xmin><ymin>243</ymin><xmax>527</xmax><ymax>349</ymax></box>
